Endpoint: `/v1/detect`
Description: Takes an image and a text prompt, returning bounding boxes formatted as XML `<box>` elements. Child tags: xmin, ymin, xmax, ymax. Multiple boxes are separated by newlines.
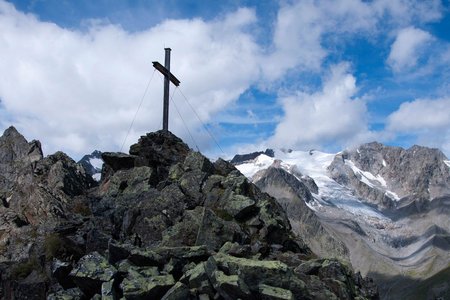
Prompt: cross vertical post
<box><xmin>152</xmin><ymin>48</ymin><xmax>181</xmax><ymax>133</ymax></box>
<box><xmin>163</xmin><ymin>48</ymin><xmax>171</xmax><ymax>132</ymax></box>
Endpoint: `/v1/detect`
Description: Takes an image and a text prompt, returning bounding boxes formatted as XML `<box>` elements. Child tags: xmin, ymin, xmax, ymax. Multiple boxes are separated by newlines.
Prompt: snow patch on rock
<box><xmin>237</xmin><ymin>150</ymin><xmax>388</xmax><ymax>220</ymax></box>
<box><xmin>89</xmin><ymin>158</ymin><xmax>103</xmax><ymax>170</ymax></box>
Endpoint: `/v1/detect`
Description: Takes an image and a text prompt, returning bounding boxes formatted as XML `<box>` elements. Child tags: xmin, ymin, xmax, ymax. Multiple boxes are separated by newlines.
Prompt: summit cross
<box><xmin>152</xmin><ymin>48</ymin><xmax>181</xmax><ymax>132</ymax></box>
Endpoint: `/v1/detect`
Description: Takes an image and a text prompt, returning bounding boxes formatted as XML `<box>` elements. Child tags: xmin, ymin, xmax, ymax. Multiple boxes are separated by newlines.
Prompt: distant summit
<box><xmin>78</xmin><ymin>150</ymin><xmax>103</xmax><ymax>181</ymax></box>
<box><xmin>230</xmin><ymin>148</ymin><xmax>275</xmax><ymax>165</ymax></box>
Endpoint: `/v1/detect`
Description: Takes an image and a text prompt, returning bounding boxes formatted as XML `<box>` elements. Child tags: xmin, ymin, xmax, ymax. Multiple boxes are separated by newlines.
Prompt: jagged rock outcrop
<box><xmin>328</xmin><ymin>142</ymin><xmax>450</xmax><ymax>210</ymax></box>
<box><xmin>0</xmin><ymin>128</ymin><xmax>378</xmax><ymax>299</ymax></box>
<box><xmin>0</xmin><ymin>127</ymin><xmax>96</xmax><ymax>299</ymax></box>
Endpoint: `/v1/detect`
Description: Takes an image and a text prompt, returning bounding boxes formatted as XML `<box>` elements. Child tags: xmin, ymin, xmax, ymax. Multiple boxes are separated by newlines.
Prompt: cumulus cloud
<box><xmin>0</xmin><ymin>0</ymin><xmax>446</xmax><ymax>159</ymax></box>
<box><xmin>262</xmin><ymin>0</ymin><xmax>376</xmax><ymax>81</ymax></box>
<box><xmin>269</xmin><ymin>63</ymin><xmax>373</xmax><ymax>150</ymax></box>
<box><xmin>386</xmin><ymin>97</ymin><xmax>450</xmax><ymax>155</ymax></box>
<box><xmin>0</xmin><ymin>2</ymin><xmax>262</xmax><ymax>158</ymax></box>
<box><xmin>387</xmin><ymin>98</ymin><xmax>450</xmax><ymax>131</ymax></box>
<box><xmin>262</xmin><ymin>0</ymin><xmax>442</xmax><ymax>82</ymax></box>
<box><xmin>387</xmin><ymin>27</ymin><xmax>433</xmax><ymax>72</ymax></box>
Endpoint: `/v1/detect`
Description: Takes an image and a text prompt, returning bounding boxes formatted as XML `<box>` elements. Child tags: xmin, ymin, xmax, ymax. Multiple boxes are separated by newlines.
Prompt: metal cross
<box><xmin>152</xmin><ymin>48</ymin><xmax>181</xmax><ymax>132</ymax></box>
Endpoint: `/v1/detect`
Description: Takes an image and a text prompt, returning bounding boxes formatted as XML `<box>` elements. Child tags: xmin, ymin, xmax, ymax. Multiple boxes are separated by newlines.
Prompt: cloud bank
<box><xmin>0</xmin><ymin>0</ymin><xmax>449</xmax><ymax>159</ymax></box>
<box><xmin>0</xmin><ymin>3</ymin><xmax>263</xmax><ymax>157</ymax></box>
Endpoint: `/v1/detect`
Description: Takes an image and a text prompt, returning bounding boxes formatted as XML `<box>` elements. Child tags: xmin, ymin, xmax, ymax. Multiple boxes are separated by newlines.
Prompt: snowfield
<box><xmin>236</xmin><ymin>150</ymin><xmax>389</xmax><ymax>220</ymax></box>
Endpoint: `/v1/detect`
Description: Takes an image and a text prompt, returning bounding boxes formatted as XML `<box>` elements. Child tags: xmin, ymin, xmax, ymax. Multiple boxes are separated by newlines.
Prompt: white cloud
<box><xmin>269</xmin><ymin>63</ymin><xmax>373</xmax><ymax>150</ymax></box>
<box><xmin>387</xmin><ymin>27</ymin><xmax>433</xmax><ymax>72</ymax></box>
<box><xmin>372</xmin><ymin>0</ymin><xmax>443</xmax><ymax>24</ymax></box>
<box><xmin>262</xmin><ymin>0</ymin><xmax>376</xmax><ymax>81</ymax></box>
<box><xmin>0</xmin><ymin>2</ymin><xmax>262</xmax><ymax>158</ymax></box>
<box><xmin>387</xmin><ymin>98</ymin><xmax>450</xmax><ymax>131</ymax></box>
<box><xmin>0</xmin><ymin>0</ymin><xmax>446</xmax><ymax>159</ymax></box>
<box><xmin>262</xmin><ymin>0</ymin><xmax>442</xmax><ymax>82</ymax></box>
<box><xmin>386</xmin><ymin>97</ymin><xmax>450</xmax><ymax>156</ymax></box>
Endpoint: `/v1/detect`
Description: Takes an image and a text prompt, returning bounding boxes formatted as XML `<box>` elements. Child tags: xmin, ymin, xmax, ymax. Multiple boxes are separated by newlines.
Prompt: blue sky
<box><xmin>1</xmin><ymin>0</ymin><xmax>450</xmax><ymax>160</ymax></box>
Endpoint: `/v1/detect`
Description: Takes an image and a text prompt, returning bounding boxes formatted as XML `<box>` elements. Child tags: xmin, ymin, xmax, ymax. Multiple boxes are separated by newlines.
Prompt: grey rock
<box><xmin>211</xmin><ymin>270</ymin><xmax>252</xmax><ymax>300</ymax></box>
<box><xmin>121</xmin><ymin>270</ymin><xmax>175</xmax><ymax>300</ymax></box>
<box><xmin>52</xmin><ymin>259</ymin><xmax>75</xmax><ymax>289</ymax></box>
<box><xmin>47</xmin><ymin>287</ymin><xmax>84</xmax><ymax>300</ymax></box>
<box><xmin>258</xmin><ymin>283</ymin><xmax>294</xmax><ymax>300</ymax></box>
<box><xmin>161</xmin><ymin>281</ymin><xmax>190</xmax><ymax>300</ymax></box>
<box><xmin>69</xmin><ymin>252</ymin><xmax>117</xmax><ymax>297</ymax></box>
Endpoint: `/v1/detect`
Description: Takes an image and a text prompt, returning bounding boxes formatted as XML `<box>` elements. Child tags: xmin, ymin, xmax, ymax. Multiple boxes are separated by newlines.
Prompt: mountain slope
<box><xmin>234</xmin><ymin>144</ymin><xmax>450</xmax><ymax>299</ymax></box>
<box><xmin>252</xmin><ymin>165</ymin><xmax>349</xmax><ymax>261</ymax></box>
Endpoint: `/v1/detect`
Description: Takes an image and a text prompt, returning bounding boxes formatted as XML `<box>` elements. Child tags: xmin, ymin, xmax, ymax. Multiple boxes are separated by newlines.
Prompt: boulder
<box><xmin>258</xmin><ymin>283</ymin><xmax>295</xmax><ymax>300</ymax></box>
<box><xmin>161</xmin><ymin>281</ymin><xmax>190</xmax><ymax>299</ymax></box>
<box><xmin>210</xmin><ymin>270</ymin><xmax>252</xmax><ymax>300</ymax></box>
<box><xmin>69</xmin><ymin>252</ymin><xmax>117</xmax><ymax>297</ymax></box>
<box><xmin>121</xmin><ymin>269</ymin><xmax>175</xmax><ymax>300</ymax></box>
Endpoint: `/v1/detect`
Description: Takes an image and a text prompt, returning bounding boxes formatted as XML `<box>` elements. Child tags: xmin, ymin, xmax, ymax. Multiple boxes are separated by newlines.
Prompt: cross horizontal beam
<box><xmin>152</xmin><ymin>61</ymin><xmax>181</xmax><ymax>86</ymax></box>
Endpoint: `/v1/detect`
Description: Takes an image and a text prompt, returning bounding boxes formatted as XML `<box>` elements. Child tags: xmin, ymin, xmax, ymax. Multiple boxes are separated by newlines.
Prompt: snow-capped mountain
<box><xmin>78</xmin><ymin>150</ymin><xmax>103</xmax><ymax>181</ymax></box>
<box><xmin>234</xmin><ymin>144</ymin><xmax>450</xmax><ymax>300</ymax></box>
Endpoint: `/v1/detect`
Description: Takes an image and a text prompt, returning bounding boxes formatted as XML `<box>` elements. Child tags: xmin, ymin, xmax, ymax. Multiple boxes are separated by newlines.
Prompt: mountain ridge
<box><xmin>234</xmin><ymin>143</ymin><xmax>450</xmax><ymax>300</ymax></box>
<box><xmin>0</xmin><ymin>126</ymin><xmax>378</xmax><ymax>299</ymax></box>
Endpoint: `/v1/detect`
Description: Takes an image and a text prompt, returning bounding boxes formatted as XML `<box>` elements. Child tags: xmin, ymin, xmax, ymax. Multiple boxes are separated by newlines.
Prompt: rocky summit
<box><xmin>0</xmin><ymin>127</ymin><xmax>377</xmax><ymax>299</ymax></box>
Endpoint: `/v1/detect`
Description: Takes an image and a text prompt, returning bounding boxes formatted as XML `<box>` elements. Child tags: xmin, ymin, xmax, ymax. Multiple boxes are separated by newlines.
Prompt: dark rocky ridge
<box><xmin>0</xmin><ymin>127</ymin><xmax>378</xmax><ymax>299</ymax></box>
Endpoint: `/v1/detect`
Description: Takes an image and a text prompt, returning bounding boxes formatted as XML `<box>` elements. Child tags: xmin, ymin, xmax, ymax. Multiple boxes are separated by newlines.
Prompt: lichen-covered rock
<box><xmin>161</xmin><ymin>281</ymin><xmax>190</xmax><ymax>300</ymax></box>
<box><xmin>210</xmin><ymin>270</ymin><xmax>252</xmax><ymax>300</ymax></box>
<box><xmin>69</xmin><ymin>252</ymin><xmax>117</xmax><ymax>297</ymax></box>
<box><xmin>102</xmin><ymin>166</ymin><xmax>155</xmax><ymax>197</ymax></box>
<box><xmin>209</xmin><ymin>253</ymin><xmax>294</xmax><ymax>290</ymax></box>
<box><xmin>129</xmin><ymin>130</ymin><xmax>190</xmax><ymax>179</ymax></box>
<box><xmin>121</xmin><ymin>269</ymin><xmax>175</xmax><ymax>299</ymax></box>
<box><xmin>258</xmin><ymin>283</ymin><xmax>294</xmax><ymax>300</ymax></box>
<box><xmin>47</xmin><ymin>287</ymin><xmax>84</xmax><ymax>300</ymax></box>
<box><xmin>101</xmin><ymin>279</ymin><xmax>115</xmax><ymax>299</ymax></box>
<box><xmin>222</xmin><ymin>193</ymin><xmax>256</xmax><ymax>220</ymax></box>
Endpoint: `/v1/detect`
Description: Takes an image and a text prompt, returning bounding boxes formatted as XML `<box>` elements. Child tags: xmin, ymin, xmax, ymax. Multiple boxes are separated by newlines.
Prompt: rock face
<box><xmin>0</xmin><ymin>128</ymin><xmax>378</xmax><ymax>299</ymax></box>
<box><xmin>328</xmin><ymin>142</ymin><xmax>450</xmax><ymax>210</ymax></box>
